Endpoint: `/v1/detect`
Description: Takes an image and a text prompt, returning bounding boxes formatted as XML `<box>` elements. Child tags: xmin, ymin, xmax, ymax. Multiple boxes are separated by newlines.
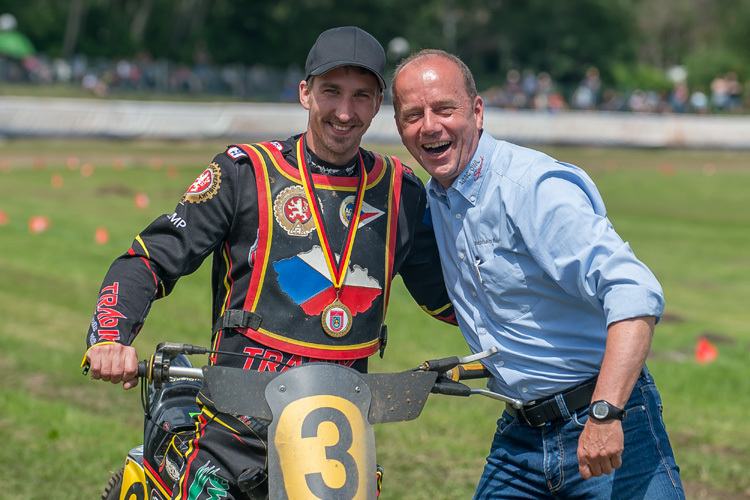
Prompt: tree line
<box><xmin>5</xmin><ymin>0</ymin><xmax>750</xmax><ymax>94</ymax></box>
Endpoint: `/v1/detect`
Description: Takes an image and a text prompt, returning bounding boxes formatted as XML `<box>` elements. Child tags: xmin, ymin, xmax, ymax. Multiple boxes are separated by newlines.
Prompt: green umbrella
<box><xmin>0</xmin><ymin>30</ymin><xmax>36</xmax><ymax>59</ymax></box>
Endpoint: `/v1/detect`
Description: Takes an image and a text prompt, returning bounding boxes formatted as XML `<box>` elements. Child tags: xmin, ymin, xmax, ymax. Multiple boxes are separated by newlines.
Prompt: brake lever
<box><xmin>418</xmin><ymin>346</ymin><xmax>498</xmax><ymax>373</ymax></box>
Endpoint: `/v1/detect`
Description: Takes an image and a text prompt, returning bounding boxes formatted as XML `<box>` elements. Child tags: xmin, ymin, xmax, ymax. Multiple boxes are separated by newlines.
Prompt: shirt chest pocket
<box><xmin>475</xmin><ymin>251</ymin><xmax>540</xmax><ymax>323</ymax></box>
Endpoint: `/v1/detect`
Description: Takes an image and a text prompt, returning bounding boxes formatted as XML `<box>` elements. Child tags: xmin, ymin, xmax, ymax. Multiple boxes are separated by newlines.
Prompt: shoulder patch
<box><xmin>400</xmin><ymin>163</ymin><xmax>424</xmax><ymax>189</ymax></box>
<box><xmin>226</xmin><ymin>146</ymin><xmax>248</xmax><ymax>160</ymax></box>
<box><xmin>181</xmin><ymin>162</ymin><xmax>222</xmax><ymax>204</ymax></box>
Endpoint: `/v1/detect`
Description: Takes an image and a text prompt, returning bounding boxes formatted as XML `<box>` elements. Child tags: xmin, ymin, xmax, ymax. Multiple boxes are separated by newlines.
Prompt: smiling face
<box><xmin>299</xmin><ymin>65</ymin><xmax>383</xmax><ymax>165</ymax></box>
<box><xmin>393</xmin><ymin>55</ymin><xmax>483</xmax><ymax>188</ymax></box>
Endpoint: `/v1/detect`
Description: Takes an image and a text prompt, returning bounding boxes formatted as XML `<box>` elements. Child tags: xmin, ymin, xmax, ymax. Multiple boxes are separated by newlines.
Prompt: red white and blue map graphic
<box><xmin>339</xmin><ymin>196</ymin><xmax>384</xmax><ymax>228</ymax></box>
<box><xmin>273</xmin><ymin>246</ymin><xmax>381</xmax><ymax>316</ymax></box>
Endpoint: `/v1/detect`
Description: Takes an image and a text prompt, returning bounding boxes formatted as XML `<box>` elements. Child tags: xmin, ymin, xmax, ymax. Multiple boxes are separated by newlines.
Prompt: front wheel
<box><xmin>101</xmin><ymin>468</ymin><xmax>124</xmax><ymax>500</ymax></box>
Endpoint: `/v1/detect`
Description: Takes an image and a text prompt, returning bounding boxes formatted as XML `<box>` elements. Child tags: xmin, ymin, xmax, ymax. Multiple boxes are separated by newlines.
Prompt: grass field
<box><xmin>1</xmin><ymin>138</ymin><xmax>749</xmax><ymax>499</ymax></box>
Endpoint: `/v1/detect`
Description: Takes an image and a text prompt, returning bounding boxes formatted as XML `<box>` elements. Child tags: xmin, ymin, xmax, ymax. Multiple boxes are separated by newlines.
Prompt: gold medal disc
<box><xmin>322</xmin><ymin>299</ymin><xmax>353</xmax><ymax>338</ymax></box>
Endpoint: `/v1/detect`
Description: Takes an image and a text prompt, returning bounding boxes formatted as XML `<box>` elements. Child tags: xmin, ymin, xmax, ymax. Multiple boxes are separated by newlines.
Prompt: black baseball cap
<box><xmin>305</xmin><ymin>26</ymin><xmax>386</xmax><ymax>90</ymax></box>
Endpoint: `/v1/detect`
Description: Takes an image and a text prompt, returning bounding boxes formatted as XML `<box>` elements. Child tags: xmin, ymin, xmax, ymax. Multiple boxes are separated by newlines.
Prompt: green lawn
<box><xmin>0</xmin><ymin>139</ymin><xmax>748</xmax><ymax>499</ymax></box>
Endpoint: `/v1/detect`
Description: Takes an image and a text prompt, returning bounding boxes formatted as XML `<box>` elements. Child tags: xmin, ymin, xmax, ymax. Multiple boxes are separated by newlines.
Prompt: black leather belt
<box><xmin>505</xmin><ymin>376</ymin><xmax>598</xmax><ymax>427</ymax></box>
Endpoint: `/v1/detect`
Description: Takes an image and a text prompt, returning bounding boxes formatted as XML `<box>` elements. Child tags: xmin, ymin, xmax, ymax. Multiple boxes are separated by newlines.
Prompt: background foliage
<box><xmin>4</xmin><ymin>0</ymin><xmax>750</xmax><ymax>94</ymax></box>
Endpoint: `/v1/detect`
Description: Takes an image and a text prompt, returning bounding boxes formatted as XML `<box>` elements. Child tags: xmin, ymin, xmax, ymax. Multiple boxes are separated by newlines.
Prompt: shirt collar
<box><xmin>427</xmin><ymin>130</ymin><xmax>492</xmax><ymax>206</ymax></box>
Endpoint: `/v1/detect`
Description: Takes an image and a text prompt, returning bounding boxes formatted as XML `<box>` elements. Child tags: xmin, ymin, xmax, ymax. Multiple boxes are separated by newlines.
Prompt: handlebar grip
<box><xmin>450</xmin><ymin>363</ymin><xmax>491</xmax><ymax>381</ymax></box>
<box><xmin>420</xmin><ymin>356</ymin><xmax>460</xmax><ymax>373</ymax></box>
<box><xmin>431</xmin><ymin>380</ymin><xmax>472</xmax><ymax>397</ymax></box>
<box><xmin>137</xmin><ymin>360</ymin><xmax>149</xmax><ymax>379</ymax></box>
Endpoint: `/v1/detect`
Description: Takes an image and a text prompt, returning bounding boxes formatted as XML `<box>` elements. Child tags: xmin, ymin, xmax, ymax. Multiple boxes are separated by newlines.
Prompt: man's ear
<box><xmin>299</xmin><ymin>79</ymin><xmax>311</xmax><ymax>110</ymax></box>
<box><xmin>374</xmin><ymin>91</ymin><xmax>384</xmax><ymax>114</ymax></box>
<box><xmin>474</xmin><ymin>95</ymin><xmax>484</xmax><ymax>130</ymax></box>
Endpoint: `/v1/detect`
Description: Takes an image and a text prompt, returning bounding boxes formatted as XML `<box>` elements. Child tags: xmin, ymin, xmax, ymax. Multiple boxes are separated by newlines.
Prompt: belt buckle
<box><xmin>518</xmin><ymin>403</ymin><xmax>547</xmax><ymax>427</ymax></box>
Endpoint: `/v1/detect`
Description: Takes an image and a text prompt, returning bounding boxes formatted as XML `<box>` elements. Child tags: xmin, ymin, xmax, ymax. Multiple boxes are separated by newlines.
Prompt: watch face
<box><xmin>592</xmin><ymin>402</ymin><xmax>609</xmax><ymax>419</ymax></box>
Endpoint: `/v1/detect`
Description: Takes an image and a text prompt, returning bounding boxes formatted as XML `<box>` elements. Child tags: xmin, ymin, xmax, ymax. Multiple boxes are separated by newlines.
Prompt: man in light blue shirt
<box><xmin>392</xmin><ymin>49</ymin><xmax>685</xmax><ymax>499</ymax></box>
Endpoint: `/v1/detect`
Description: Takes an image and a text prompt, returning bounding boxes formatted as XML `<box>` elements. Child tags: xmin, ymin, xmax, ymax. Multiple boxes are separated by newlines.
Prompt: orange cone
<box><xmin>95</xmin><ymin>226</ymin><xmax>110</xmax><ymax>245</ymax></box>
<box><xmin>695</xmin><ymin>337</ymin><xmax>719</xmax><ymax>364</ymax></box>
<box><xmin>29</xmin><ymin>216</ymin><xmax>50</xmax><ymax>234</ymax></box>
<box><xmin>0</xmin><ymin>210</ymin><xmax>9</xmax><ymax>225</ymax></box>
<box><xmin>51</xmin><ymin>173</ymin><xmax>64</xmax><ymax>189</ymax></box>
<box><xmin>80</xmin><ymin>163</ymin><xmax>95</xmax><ymax>178</ymax></box>
<box><xmin>134</xmin><ymin>192</ymin><xmax>150</xmax><ymax>210</ymax></box>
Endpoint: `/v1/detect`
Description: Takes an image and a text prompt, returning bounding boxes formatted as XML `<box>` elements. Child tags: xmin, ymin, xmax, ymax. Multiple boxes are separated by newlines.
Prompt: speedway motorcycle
<box><xmin>97</xmin><ymin>342</ymin><xmax>521</xmax><ymax>500</ymax></box>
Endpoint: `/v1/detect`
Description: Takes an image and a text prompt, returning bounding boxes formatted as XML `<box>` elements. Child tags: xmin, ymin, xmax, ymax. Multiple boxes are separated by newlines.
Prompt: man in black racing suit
<box><xmin>83</xmin><ymin>27</ymin><xmax>456</xmax><ymax>500</ymax></box>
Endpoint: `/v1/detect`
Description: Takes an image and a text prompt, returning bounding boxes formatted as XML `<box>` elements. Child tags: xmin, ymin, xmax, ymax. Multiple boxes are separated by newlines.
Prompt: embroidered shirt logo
<box><xmin>273</xmin><ymin>185</ymin><xmax>315</xmax><ymax>236</ymax></box>
<box><xmin>459</xmin><ymin>156</ymin><xmax>485</xmax><ymax>185</ymax></box>
<box><xmin>338</xmin><ymin>196</ymin><xmax>384</xmax><ymax>228</ymax></box>
<box><xmin>181</xmin><ymin>163</ymin><xmax>221</xmax><ymax>204</ymax></box>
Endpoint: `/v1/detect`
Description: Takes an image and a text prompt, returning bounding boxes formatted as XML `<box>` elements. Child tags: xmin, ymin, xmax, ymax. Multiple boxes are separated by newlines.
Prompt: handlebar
<box><xmin>135</xmin><ymin>342</ymin><xmax>523</xmax><ymax>406</ymax></box>
<box><xmin>136</xmin><ymin>360</ymin><xmax>203</xmax><ymax>380</ymax></box>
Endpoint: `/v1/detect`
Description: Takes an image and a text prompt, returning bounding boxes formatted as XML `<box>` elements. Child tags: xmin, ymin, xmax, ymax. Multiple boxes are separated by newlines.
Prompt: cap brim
<box><xmin>308</xmin><ymin>61</ymin><xmax>386</xmax><ymax>90</ymax></box>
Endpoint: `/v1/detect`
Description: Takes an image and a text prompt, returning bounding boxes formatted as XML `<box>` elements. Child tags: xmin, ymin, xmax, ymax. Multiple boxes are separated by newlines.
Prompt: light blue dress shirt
<box><xmin>426</xmin><ymin>131</ymin><xmax>664</xmax><ymax>402</ymax></box>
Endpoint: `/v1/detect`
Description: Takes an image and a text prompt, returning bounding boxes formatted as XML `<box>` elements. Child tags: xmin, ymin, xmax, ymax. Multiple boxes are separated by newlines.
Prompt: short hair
<box><xmin>391</xmin><ymin>49</ymin><xmax>477</xmax><ymax>113</ymax></box>
<box><xmin>307</xmin><ymin>65</ymin><xmax>384</xmax><ymax>95</ymax></box>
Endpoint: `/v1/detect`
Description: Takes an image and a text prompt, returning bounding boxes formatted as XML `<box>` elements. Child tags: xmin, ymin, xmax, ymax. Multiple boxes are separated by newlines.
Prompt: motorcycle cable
<box><xmin>139</xmin><ymin>349</ymin><xmax>295</xmax><ymax>439</ymax></box>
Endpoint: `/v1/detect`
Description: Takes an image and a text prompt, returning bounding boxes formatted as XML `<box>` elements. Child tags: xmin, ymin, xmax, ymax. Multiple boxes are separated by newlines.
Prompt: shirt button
<box><xmin>522</xmin><ymin>387</ymin><xmax>528</xmax><ymax>393</ymax></box>
<box><xmin>498</xmin><ymin>360</ymin><xmax>504</xmax><ymax>367</ymax></box>
<box><xmin>470</xmin><ymin>196</ymin><xmax>476</xmax><ymax>202</ymax></box>
<box><xmin>478</xmin><ymin>328</ymin><xmax>487</xmax><ymax>334</ymax></box>
<box><xmin>471</xmin><ymin>291</ymin><xmax>477</xmax><ymax>297</ymax></box>
<box><xmin>455</xmin><ymin>213</ymin><xmax>462</xmax><ymax>220</ymax></box>
<box><xmin>459</xmin><ymin>253</ymin><xmax>465</xmax><ymax>260</ymax></box>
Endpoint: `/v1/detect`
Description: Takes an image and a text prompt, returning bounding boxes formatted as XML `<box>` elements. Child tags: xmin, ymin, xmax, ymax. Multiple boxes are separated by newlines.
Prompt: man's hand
<box><xmin>86</xmin><ymin>343</ymin><xmax>139</xmax><ymax>390</ymax></box>
<box><xmin>577</xmin><ymin>419</ymin><xmax>624</xmax><ymax>479</ymax></box>
<box><xmin>576</xmin><ymin>315</ymin><xmax>655</xmax><ymax>479</ymax></box>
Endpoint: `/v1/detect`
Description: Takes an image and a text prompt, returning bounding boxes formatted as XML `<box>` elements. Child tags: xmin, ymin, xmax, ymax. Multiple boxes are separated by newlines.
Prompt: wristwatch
<box><xmin>589</xmin><ymin>400</ymin><xmax>625</xmax><ymax>421</ymax></box>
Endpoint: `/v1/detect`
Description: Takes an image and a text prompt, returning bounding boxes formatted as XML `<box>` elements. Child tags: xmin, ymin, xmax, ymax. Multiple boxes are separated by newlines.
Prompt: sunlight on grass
<box><xmin>1</xmin><ymin>140</ymin><xmax>749</xmax><ymax>499</ymax></box>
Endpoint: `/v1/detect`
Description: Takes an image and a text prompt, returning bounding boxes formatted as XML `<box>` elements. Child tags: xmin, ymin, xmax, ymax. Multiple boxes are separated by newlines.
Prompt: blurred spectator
<box><xmin>547</xmin><ymin>92</ymin><xmax>568</xmax><ymax>111</ymax></box>
<box><xmin>627</xmin><ymin>89</ymin><xmax>648</xmax><ymax>113</ymax></box>
<box><xmin>571</xmin><ymin>66</ymin><xmax>601</xmax><ymax>110</ymax></box>
<box><xmin>710</xmin><ymin>74</ymin><xmax>730</xmax><ymax>111</ymax></box>
<box><xmin>520</xmin><ymin>69</ymin><xmax>538</xmax><ymax>104</ymax></box>
<box><xmin>504</xmin><ymin>69</ymin><xmax>528</xmax><ymax>109</ymax></box>
<box><xmin>600</xmin><ymin>88</ymin><xmax>626</xmax><ymax>112</ymax></box>
<box><xmin>668</xmin><ymin>81</ymin><xmax>690</xmax><ymax>113</ymax></box>
<box><xmin>531</xmin><ymin>71</ymin><xmax>551</xmax><ymax>110</ymax></box>
<box><xmin>689</xmin><ymin>88</ymin><xmax>709</xmax><ymax>114</ymax></box>
<box><xmin>531</xmin><ymin>71</ymin><xmax>568</xmax><ymax>112</ymax></box>
<box><xmin>726</xmin><ymin>71</ymin><xmax>743</xmax><ymax>113</ymax></box>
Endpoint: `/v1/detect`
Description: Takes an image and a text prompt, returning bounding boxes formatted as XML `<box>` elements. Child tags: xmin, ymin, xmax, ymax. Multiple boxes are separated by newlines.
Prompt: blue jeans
<box><xmin>473</xmin><ymin>368</ymin><xmax>685</xmax><ymax>499</ymax></box>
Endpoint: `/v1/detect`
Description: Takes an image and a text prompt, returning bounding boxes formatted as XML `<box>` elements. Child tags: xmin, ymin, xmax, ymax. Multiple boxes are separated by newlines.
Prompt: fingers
<box><xmin>578</xmin><ymin>420</ymin><xmax>624</xmax><ymax>479</ymax></box>
<box><xmin>579</xmin><ymin>456</ymin><xmax>620</xmax><ymax>479</ymax></box>
<box><xmin>86</xmin><ymin>343</ymin><xmax>139</xmax><ymax>390</ymax></box>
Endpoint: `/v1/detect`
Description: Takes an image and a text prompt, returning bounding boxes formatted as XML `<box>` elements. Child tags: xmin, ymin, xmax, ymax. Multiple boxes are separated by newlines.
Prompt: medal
<box><xmin>296</xmin><ymin>135</ymin><xmax>366</xmax><ymax>338</ymax></box>
<box><xmin>322</xmin><ymin>298</ymin><xmax>353</xmax><ymax>337</ymax></box>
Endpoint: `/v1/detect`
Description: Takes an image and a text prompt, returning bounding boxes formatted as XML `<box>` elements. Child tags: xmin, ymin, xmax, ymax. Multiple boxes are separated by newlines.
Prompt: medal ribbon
<box><xmin>296</xmin><ymin>135</ymin><xmax>367</xmax><ymax>290</ymax></box>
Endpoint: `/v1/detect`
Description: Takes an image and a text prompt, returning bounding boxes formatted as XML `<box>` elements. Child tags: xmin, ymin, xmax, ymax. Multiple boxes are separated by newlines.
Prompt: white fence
<box><xmin>1</xmin><ymin>96</ymin><xmax>749</xmax><ymax>149</ymax></box>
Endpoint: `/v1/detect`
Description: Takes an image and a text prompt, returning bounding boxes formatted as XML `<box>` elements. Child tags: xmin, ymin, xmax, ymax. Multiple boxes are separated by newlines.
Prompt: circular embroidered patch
<box><xmin>273</xmin><ymin>185</ymin><xmax>315</xmax><ymax>237</ymax></box>
<box><xmin>181</xmin><ymin>162</ymin><xmax>222</xmax><ymax>204</ymax></box>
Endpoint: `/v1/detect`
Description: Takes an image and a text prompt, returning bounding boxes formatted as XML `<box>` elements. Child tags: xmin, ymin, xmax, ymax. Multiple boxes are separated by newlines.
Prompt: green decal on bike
<box><xmin>187</xmin><ymin>462</ymin><xmax>229</xmax><ymax>500</ymax></box>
